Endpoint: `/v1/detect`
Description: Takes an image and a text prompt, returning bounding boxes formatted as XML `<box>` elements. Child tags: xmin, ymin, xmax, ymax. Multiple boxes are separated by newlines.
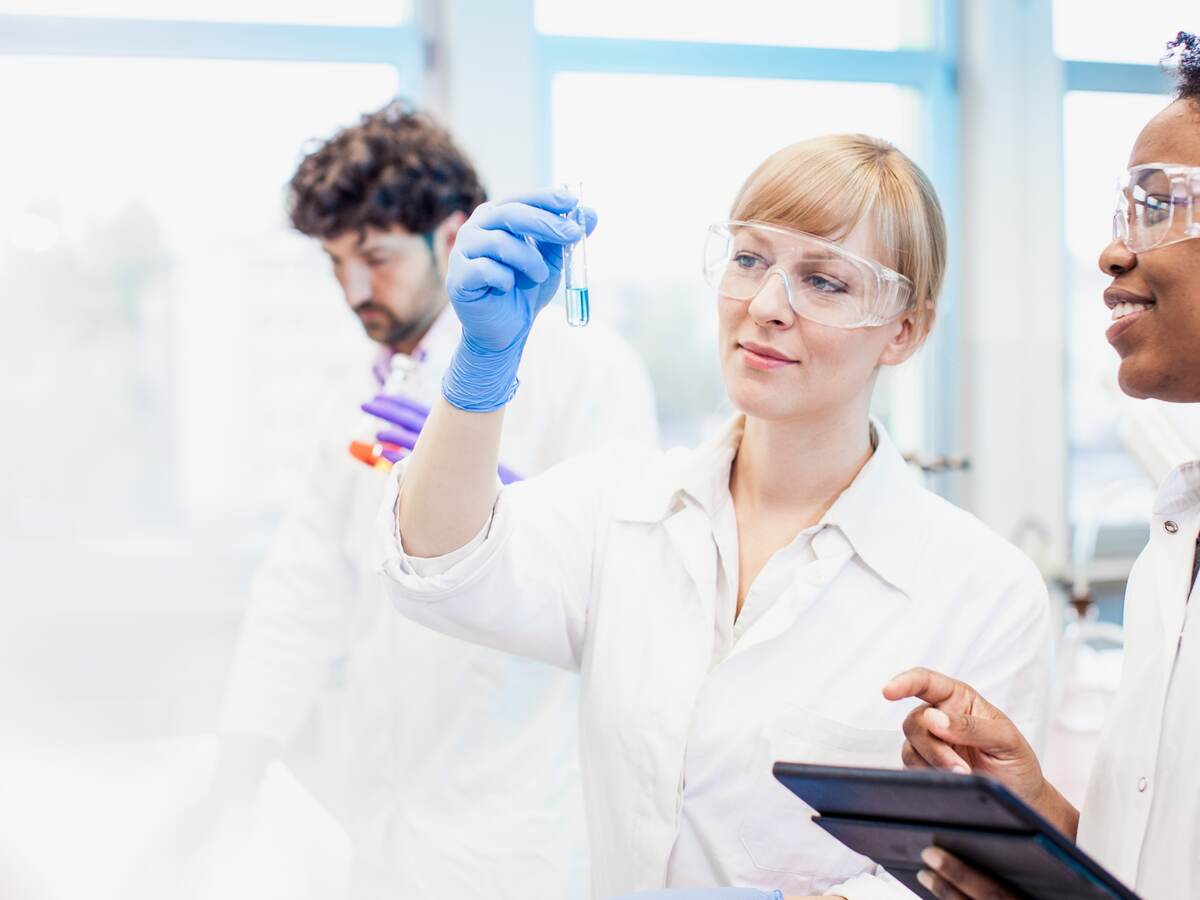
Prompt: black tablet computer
<box><xmin>773</xmin><ymin>762</ymin><xmax>1140</xmax><ymax>900</ymax></box>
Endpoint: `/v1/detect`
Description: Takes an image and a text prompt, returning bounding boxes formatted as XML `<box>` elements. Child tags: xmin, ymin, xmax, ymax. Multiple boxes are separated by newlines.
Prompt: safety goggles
<box><xmin>1113</xmin><ymin>163</ymin><xmax>1200</xmax><ymax>253</ymax></box>
<box><xmin>702</xmin><ymin>221</ymin><xmax>914</xmax><ymax>328</ymax></box>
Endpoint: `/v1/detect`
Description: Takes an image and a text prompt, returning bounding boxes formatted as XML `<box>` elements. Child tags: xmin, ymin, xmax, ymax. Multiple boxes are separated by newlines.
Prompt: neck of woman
<box><xmin>731</xmin><ymin>403</ymin><xmax>875</xmax><ymax>527</ymax></box>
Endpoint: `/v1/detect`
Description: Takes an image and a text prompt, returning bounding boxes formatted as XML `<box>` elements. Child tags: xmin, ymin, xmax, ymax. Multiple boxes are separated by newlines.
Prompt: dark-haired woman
<box><xmin>888</xmin><ymin>32</ymin><xmax>1200</xmax><ymax>900</ymax></box>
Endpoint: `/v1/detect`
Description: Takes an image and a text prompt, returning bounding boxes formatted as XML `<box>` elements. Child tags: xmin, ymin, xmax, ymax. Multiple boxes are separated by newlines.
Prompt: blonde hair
<box><xmin>730</xmin><ymin>134</ymin><xmax>947</xmax><ymax>334</ymax></box>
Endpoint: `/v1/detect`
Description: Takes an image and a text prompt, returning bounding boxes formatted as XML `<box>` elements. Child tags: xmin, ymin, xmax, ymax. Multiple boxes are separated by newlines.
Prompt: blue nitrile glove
<box><xmin>609</xmin><ymin>891</ymin><xmax>784</xmax><ymax>900</ymax></box>
<box><xmin>361</xmin><ymin>393</ymin><xmax>523</xmax><ymax>483</ymax></box>
<box><xmin>442</xmin><ymin>187</ymin><xmax>598</xmax><ymax>412</ymax></box>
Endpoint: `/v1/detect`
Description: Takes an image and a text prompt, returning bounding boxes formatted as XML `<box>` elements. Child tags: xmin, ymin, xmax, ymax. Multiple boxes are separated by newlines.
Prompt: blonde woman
<box><xmin>375</xmin><ymin>136</ymin><xmax>1052</xmax><ymax>899</ymax></box>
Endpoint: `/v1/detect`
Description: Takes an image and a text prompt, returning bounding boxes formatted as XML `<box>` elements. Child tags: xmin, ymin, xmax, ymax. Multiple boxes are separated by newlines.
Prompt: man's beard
<box><xmin>355</xmin><ymin>271</ymin><xmax>445</xmax><ymax>349</ymax></box>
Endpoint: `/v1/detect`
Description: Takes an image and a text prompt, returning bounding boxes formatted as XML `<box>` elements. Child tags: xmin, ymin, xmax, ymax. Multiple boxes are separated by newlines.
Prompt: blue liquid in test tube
<box><xmin>562</xmin><ymin>182</ymin><xmax>590</xmax><ymax>327</ymax></box>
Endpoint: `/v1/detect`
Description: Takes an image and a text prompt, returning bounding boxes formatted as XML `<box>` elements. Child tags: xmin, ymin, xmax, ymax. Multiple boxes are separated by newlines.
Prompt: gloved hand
<box><xmin>442</xmin><ymin>187</ymin><xmax>597</xmax><ymax>412</ymax></box>
<box><xmin>360</xmin><ymin>393</ymin><xmax>523</xmax><ymax>484</ymax></box>
<box><xmin>362</xmin><ymin>394</ymin><xmax>430</xmax><ymax>454</ymax></box>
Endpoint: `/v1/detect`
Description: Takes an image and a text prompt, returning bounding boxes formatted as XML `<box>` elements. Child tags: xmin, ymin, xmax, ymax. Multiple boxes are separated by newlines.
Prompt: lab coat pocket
<box><xmin>738</xmin><ymin>707</ymin><xmax>902</xmax><ymax>888</ymax></box>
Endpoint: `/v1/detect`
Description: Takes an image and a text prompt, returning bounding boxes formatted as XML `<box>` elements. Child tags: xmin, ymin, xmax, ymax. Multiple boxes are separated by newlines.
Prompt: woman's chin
<box><xmin>1117</xmin><ymin>356</ymin><xmax>1199</xmax><ymax>402</ymax></box>
<box><xmin>726</xmin><ymin>380</ymin><xmax>798</xmax><ymax>421</ymax></box>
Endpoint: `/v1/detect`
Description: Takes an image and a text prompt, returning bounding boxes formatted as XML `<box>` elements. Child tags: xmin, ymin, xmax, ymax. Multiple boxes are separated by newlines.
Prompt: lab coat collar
<box><xmin>1151</xmin><ymin>458</ymin><xmax>1200</xmax><ymax>517</ymax></box>
<box><xmin>819</xmin><ymin>420</ymin><xmax>928</xmax><ymax>598</ymax></box>
<box><xmin>616</xmin><ymin>414</ymin><xmax>928</xmax><ymax>598</ymax></box>
<box><xmin>614</xmin><ymin>417</ymin><xmax>742</xmax><ymax>525</ymax></box>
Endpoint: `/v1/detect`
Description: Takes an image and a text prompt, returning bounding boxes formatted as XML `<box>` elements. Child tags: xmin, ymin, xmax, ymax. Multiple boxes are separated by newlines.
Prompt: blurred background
<box><xmin>3</xmin><ymin>0</ymin><xmax>1200</xmax><ymax>894</ymax></box>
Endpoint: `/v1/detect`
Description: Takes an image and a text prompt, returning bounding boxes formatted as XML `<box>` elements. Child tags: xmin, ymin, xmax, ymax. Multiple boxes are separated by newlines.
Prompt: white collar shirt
<box><xmin>380</xmin><ymin>416</ymin><xmax>1052</xmax><ymax>899</ymax></box>
<box><xmin>1078</xmin><ymin>459</ymin><xmax>1200</xmax><ymax>898</ymax></box>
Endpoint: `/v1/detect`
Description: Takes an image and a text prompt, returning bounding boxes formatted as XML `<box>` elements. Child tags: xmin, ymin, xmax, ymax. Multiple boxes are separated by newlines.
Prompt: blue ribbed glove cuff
<box><xmin>441</xmin><ymin>338</ymin><xmax>525</xmax><ymax>412</ymax></box>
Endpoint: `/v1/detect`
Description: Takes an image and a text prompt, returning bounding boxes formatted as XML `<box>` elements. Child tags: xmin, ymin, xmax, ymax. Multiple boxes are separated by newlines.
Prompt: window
<box><xmin>0</xmin><ymin>0</ymin><xmax>412</xmax><ymax>26</ymax></box>
<box><xmin>1055</xmin><ymin>1</ymin><xmax>1196</xmax><ymax>549</ymax></box>
<box><xmin>536</xmin><ymin>8</ymin><xmax>954</xmax><ymax>452</ymax></box>
<box><xmin>550</xmin><ymin>73</ymin><xmax>923</xmax><ymax>442</ymax></box>
<box><xmin>1053</xmin><ymin>0</ymin><xmax>1200</xmax><ymax>65</ymax></box>
<box><xmin>1062</xmin><ymin>91</ymin><xmax>1172</xmax><ymax>535</ymax></box>
<box><xmin>535</xmin><ymin>0</ymin><xmax>934</xmax><ymax>50</ymax></box>
<box><xmin>0</xmin><ymin>4</ymin><xmax>420</xmax><ymax>656</ymax></box>
<box><xmin>1</xmin><ymin>56</ymin><xmax>400</xmax><ymax>547</ymax></box>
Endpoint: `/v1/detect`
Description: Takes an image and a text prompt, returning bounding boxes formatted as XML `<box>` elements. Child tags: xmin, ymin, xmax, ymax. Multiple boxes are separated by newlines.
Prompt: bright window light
<box><xmin>551</xmin><ymin>72</ymin><xmax>924</xmax><ymax>444</ymax></box>
<box><xmin>0</xmin><ymin>57</ymin><xmax>400</xmax><ymax>542</ymax></box>
<box><xmin>0</xmin><ymin>0</ymin><xmax>411</xmax><ymax>26</ymax></box>
<box><xmin>1053</xmin><ymin>0</ymin><xmax>1200</xmax><ymax>64</ymax></box>
<box><xmin>1062</xmin><ymin>90</ymin><xmax>1176</xmax><ymax>528</ymax></box>
<box><xmin>535</xmin><ymin>0</ymin><xmax>934</xmax><ymax>50</ymax></box>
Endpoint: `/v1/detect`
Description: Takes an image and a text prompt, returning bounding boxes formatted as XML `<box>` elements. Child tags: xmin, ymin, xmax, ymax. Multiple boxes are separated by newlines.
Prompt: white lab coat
<box><xmin>1077</xmin><ymin>458</ymin><xmax>1200</xmax><ymax>898</ymax></box>
<box><xmin>220</xmin><ymin>307</ymin><xmax>659</xmax><ymax>899</ymax></box>
<box><xmin>378</xmin><ymin>416</ymin><xmax>1053</xmax><ymax>900</ymax></box>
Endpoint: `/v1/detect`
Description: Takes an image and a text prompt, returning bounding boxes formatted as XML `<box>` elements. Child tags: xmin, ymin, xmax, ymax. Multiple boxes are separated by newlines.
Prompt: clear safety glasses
<box><xmin>702</xmin><ymin>221</ymin><xmax>915</xmax><ymax>329</ymax></box>
<box><xmin>1113</xmin><ymin>163</ymin><xmax>1200</xmax><ymax>253</ymax></box>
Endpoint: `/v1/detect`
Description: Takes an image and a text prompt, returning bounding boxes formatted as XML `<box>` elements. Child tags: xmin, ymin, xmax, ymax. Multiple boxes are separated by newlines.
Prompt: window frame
<box><xmin>0</xmin><ymin>9</ymin><xmax>424</xmax><ymax>614</ymax></box>
<box><xmin>0</xmin><ymin>11</ymin><xmax>422</xmax><ymax>79</ymax></box>
<box><xmin>530</xmin><ymin>0</ymin><xmax>965</xmax><ymax>494</ymax></box>
<box><xmin>1059</xmin><ymin>48</ymin><xmax>1176</xmax><ymax>567</ymax></box>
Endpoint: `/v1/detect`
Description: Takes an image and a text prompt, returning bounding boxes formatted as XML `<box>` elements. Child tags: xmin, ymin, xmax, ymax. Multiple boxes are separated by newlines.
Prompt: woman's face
<box><xmin>1099</xmin><ymin>99</ymin><xmax>1200</xmax><ymax>402</ymax></box>
<box><xmin>717</xmin><ymin>215</ymin><xmax>920</xmax><ymax>423</ymax></box>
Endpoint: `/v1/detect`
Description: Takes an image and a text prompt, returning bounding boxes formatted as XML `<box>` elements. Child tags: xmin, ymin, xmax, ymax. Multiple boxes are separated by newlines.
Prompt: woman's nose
<box><xmin>745</xmin><ymin>270</ymin><xmax>795</xmax><ymax>327</ymax></box>
<box><xmin>1098</xmin><ymin>237</ymin><xmax>1137</xmax><ymax>276</ymax></box>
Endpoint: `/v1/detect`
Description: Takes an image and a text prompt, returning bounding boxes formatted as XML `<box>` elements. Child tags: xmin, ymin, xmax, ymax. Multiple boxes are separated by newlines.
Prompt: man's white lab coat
<box><xmin>220</xmin><ymin>308</ymin><xmax>659</xmax><ymax>899</ymax></box>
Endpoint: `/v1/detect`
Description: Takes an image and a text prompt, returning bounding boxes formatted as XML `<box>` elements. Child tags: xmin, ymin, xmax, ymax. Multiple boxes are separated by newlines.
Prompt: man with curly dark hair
<box><xmin>217</xmin><ymin>100</ymin><xmax>658</xmax><ymax>899</ymax></box>
<box><xmin>885</xmin><ymin>31</ymin><xmax>1200</xmax><ymax>900</ymax></box>
<box><xmin>286</xmin><ymin>101</ymin><xmax>488</xmax><ymax>352</ymax></box>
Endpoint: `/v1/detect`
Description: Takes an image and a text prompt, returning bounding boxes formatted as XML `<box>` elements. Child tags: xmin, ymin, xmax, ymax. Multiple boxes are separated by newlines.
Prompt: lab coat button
<box><xmin>1137</xmin><ymin>776</ymin><xmax>1148</xmax><ymax>792</ymax></box>
<box><xmin>1164</xmin><ymin>520</ymin><xmax>1179</xmax><ymax>534</ymax></box>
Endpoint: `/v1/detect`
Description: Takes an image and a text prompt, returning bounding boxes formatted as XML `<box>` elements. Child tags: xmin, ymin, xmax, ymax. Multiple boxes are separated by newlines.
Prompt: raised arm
<box><xmin>396</xmin><ymin>188</ymin><xmax>596</xmax><ymax>557</ymax></box>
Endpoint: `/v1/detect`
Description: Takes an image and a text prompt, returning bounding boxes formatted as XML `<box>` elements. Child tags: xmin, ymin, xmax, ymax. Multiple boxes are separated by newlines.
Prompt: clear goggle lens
<box><xmin>702</xmin><ymin>221</ymin><xmax>914</xmax><ymax>329</ymax></box>
<box><xmin>1113</xmin><ymin>164</ymin><xmax>1200</xmax><ymax>253</ymax></box>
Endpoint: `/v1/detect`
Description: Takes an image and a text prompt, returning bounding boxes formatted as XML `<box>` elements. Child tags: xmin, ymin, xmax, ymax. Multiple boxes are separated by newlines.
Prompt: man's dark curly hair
<box><xmin>1165</xmin><ymin>31</ymin><xmax>1200</xmax><ymax>102</ymax></box>
<box><xmin>288</xmin><ymin>99</ymin><xmax>487</xmax><ymax>240</ymax></box>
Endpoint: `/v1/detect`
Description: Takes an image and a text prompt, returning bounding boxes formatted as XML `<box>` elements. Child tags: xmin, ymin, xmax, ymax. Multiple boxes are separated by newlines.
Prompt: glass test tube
<box><xmin>561</xmin><ymin>181</ymin><xmax>590</xmax><ymax>327</ymax></box>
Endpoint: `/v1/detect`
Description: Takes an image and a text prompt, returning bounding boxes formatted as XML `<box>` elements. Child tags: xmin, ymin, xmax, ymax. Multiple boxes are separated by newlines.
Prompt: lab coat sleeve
<box><xmin>378</xmin><ymin>445</ymin><xmax>626</xmax><ymax>673</ymax></box>
<box><xmin>220</xmin><ymin>433</ymin><xmax>358</xmax><ymax>744</ymax></box>
<box><xmin>954</xmin><ymin>554</ymin><xmax>1054</xmax><ymax>754</ymax></box>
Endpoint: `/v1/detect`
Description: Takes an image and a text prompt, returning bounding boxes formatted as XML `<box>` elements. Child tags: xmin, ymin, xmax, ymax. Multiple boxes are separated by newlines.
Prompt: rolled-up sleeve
<box><xmin>377</xmin><ymin>447</ymin><xmax>621</xmax><ymax>672</ymax></box>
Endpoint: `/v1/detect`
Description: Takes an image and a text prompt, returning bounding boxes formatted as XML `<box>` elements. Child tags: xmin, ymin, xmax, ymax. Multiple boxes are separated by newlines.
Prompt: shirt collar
<box><xmin>1152</xmin><ymin>458</ymin><xmax>1200</xmax><ymax>518</ymax></box>
<box><xmin>615</xmin><ymin>416</ymin><xmax>742</xmax><ymax>524</ymax></box>
<box><xmin>616</xmin><ymin>414</ymin><xmax>928</xmax><ymax>597</ymax></box>
<box><xmin>818</xmin><ymin>419</ymin><xmax>928</xmax><ymax>597</ymax></box>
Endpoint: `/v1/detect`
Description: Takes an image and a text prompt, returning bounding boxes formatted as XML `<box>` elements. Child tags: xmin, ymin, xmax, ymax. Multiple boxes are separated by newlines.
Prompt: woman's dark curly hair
<box><xmin>288</xmin><ymin>99</ymin><xmax>487</xmax><ymax>240</ymax></box>
<box><xmin>1165</xmin><ymin>31</ymin><xmax>1200</xmax><ymax>102</ymax></box>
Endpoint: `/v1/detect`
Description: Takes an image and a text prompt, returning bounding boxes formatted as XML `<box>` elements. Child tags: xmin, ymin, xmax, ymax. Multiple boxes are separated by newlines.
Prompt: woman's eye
<box><xmin>807</xmin><ymin>273</ymin><xmax>848</xmax><ymax>294</ymax></box>
<box><xmin>733</xmin><ymin>252</ymin><xmax>767</xmax><ymax>271</ymax></box>
<box><xmin>1139</xmin><ymin>194</ymin><xmax>1172</xmax><ymax>225</ymax></box>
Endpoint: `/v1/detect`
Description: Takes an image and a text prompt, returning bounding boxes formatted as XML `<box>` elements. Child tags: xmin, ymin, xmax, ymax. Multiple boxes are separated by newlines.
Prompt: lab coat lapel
<box><xmin>662</xmin><ymin>502</ymin><xmax>719</xmax><ymax>610</ymax></box>
<box><xmin>626</xmin><ymin>503</ymin><xmax>719</xmax><ymax>886</ymax></box>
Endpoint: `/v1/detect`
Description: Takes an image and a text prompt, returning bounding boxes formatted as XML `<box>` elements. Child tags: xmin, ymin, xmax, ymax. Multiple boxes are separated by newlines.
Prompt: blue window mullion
<box><xmin>0</xmin><ymin>14</ymin><xmax>419</xmax><ymax>69</ymax></box>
